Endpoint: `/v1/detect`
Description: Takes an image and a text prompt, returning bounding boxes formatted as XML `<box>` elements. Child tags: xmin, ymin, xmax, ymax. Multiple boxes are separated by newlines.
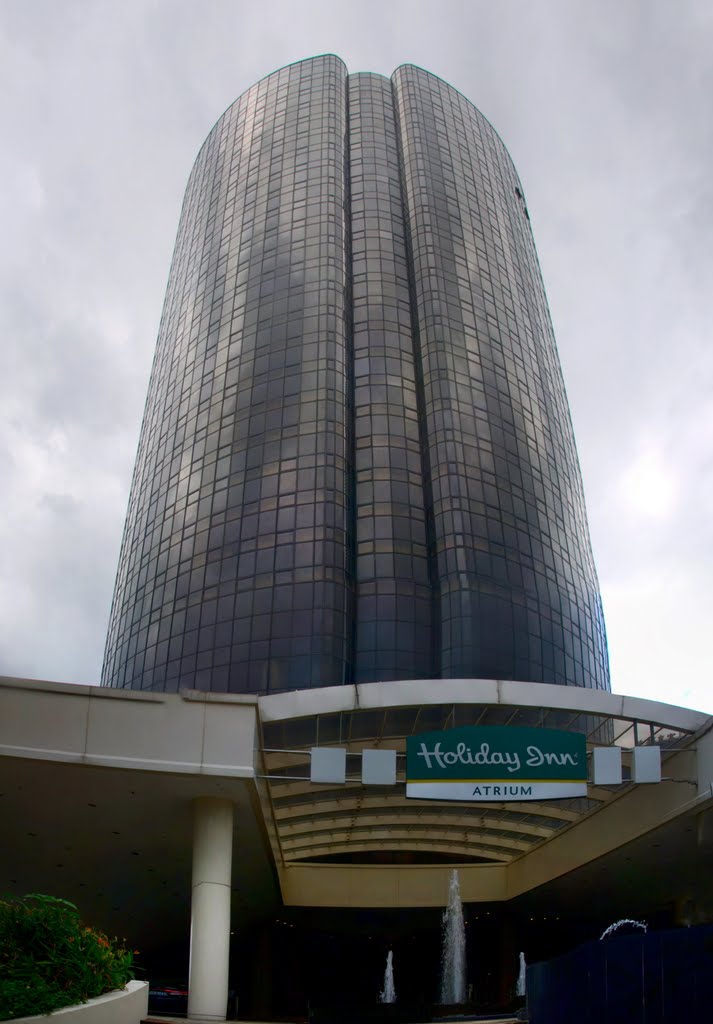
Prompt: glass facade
<box><xmin>102</xmin><ymin>56</ymin><xmax>609</xmax><ymax>694</ymax></box>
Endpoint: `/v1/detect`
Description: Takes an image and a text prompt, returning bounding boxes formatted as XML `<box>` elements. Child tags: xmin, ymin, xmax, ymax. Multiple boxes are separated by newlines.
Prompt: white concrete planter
<box><xmin>9</xmin><ymin>980</ymin><xmax>149</xmax><ymax>1024</ymax></box>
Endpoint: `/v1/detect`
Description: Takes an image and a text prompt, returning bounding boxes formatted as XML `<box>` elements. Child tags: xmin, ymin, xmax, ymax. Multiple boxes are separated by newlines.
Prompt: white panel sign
<box><xmin>362</xmin><ymin>748</ymin><xmax>397</xmax><ymax>786</ymax></box>
<box><xmin>310</xmin><ymin>747</ymin><xmax>346</xmax><ymax>784</ymax></box>
<box><xmin>632</xmin><ymin>746</ymin><xmax>661</xmax><ymax>783</ymax></box>
<box><xmin>592</xmin><ymin>746</ymin><xmax>623</xmax><ymax>785</ymax></box>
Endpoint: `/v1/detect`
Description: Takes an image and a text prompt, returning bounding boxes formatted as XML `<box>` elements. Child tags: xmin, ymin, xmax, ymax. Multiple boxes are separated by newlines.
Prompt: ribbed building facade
<box><xmin>102</xmin><ymin>56</ymin><xmax>609</xmax><ymax>694</ymax></box>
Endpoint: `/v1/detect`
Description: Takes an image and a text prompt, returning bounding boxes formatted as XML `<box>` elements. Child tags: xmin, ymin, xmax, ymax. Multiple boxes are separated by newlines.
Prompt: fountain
<box><xmin>439</xmin><ymin>869</ymin><xmax>466</xmax><ymax>1004</ymax></box>
<box><xmin>599</xmin><ymin>918</ymin><xmax>647</xmax><ymax>940</ymax></box>
<box><xmin>516</xmin><ymin>950</ymin><xmax>527</xmax><ymax>997</ymax></box>
<box><xmin>379</xmin><ymin>950</ymin><xmax>396</xmax><ymax>1004</ymax></box>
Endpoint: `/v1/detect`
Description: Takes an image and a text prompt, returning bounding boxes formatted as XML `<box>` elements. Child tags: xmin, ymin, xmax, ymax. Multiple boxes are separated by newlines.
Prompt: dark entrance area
<box><xmin>227</xmin><ymin>903</ymin><xmax>634</xmax><ymax>1019</ymax></box>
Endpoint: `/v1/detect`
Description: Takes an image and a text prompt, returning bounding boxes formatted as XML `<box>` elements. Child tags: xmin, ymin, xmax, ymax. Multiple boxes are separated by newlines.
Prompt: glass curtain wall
<box><xmin>102</xmin><ymin>57</ymin><xmax>609</xmax><ymax>694</ymax></box>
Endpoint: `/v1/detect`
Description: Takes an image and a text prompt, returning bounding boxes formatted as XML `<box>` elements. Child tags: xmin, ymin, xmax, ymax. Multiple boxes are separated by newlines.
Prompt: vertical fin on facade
<box><xmin>103</xmin><ymin>56</ymin><xmax>352</xmax><ymax>692</ymax></box>
<box><xmin>392</xmin><ymin>64</ymin><xmax>608</xmax><ymax>688</ymax></box>
<box><xmin>348</xmin><ymin>73</ymin><xmax>433</xmax><ymax>682</ymax></box>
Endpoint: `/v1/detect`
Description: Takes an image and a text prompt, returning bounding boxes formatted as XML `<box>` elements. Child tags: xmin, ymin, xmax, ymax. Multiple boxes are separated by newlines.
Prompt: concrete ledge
<box><xmin>0</xmin><ymin>678</ymin><xmax>258</xmax><ymax>776</ymax></box>
<box><xmin>258</xmin><ymin>677</ymin><xmax>711</xmax><ymax>732</ymax></box>
<box><xmin>280</xmin><ymin>861</ymin><xmax>507</xmax><ymax>907</ymax></box>
<box><xmin>9</xmin><ymin>981</ymin><xmax>148</xmax><ymax>1024</ymax></box>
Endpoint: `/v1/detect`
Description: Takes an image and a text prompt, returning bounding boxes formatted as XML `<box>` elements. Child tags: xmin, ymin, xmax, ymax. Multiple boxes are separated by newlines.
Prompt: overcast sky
<box><xmin>1</xmin><ymin>0</ymin><xmax>711</xmax><ymax>712</ymax></box>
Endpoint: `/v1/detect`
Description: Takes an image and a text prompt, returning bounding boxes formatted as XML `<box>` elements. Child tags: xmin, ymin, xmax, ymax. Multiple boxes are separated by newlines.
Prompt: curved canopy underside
<box><xmin>259</xmin><ymin>686</ymin><xmax>698</xmax><ymax>868</ymax></box>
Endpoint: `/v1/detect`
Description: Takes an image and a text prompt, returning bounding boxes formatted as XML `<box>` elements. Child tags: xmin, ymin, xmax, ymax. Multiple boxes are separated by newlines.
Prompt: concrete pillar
<box><xmin>188</xmin><ymin>797</ymin><xmax>234</xmax><ymax>1021</ymax></box>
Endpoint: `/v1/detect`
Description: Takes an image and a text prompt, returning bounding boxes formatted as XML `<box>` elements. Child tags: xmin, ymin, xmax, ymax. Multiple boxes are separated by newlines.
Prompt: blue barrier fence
<box><xmin>527</xmin><ymin>924</ymin><xmax>713</xmax><ymax>1023</ymax></box>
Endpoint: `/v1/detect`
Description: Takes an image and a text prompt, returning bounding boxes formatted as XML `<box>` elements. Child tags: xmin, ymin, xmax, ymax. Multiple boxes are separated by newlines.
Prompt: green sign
<box><xmin>406</xmin><ymin>725</ymin><xmax>587</xmax><ymax>802</ymax></box>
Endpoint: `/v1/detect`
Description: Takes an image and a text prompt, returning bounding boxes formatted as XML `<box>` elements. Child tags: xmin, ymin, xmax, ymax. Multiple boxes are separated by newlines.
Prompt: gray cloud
<box><xmin>1</xmin><ymin>0</ymin><xmax>711</xmax><ymax>709</ymax></box>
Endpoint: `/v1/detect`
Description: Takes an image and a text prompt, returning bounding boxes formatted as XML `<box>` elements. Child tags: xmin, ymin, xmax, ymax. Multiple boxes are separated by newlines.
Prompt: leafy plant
<box><xmin>0</xmin><ymin>894</ymin><xmax>134</xmax><ymax>1020</ymax></box>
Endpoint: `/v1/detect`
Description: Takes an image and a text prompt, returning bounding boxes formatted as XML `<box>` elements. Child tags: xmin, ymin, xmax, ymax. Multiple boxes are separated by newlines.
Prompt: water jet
<box><xmin>516</xmin><ymin>950</ymin><xmax>526</xmax><ymax>997</ymax></box>
<box><xmin>379</xmin><ymin>950</ymin><xmax>396</xmax><ymax>1004</ymax></box>
<box><xmin>599</xmin><ymin>918</ymin><xmax>647</xmax><ymax>940</ymax></box>
<box><xmin>439</xmin><ymin>869</ymin><xmax>466</xmax><ymax>1005</ymax></box>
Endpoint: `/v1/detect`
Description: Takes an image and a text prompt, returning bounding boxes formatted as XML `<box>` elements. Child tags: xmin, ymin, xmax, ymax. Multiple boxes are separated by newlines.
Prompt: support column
<box><xmin>188</xmin><ymin>797</ymin><xmax>234</xmax><ymax>1021</ymax></box>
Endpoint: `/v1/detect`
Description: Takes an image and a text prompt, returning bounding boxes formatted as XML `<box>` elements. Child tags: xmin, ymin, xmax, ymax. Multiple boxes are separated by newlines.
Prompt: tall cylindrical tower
<box><xmin>102</xmin><ymin>56</ymin><xmax>609</xmax><ymax>694</ymax></box>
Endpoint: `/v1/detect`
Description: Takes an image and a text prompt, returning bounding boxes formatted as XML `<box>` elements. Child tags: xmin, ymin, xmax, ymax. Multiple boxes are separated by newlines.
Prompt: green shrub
<box><xmin>0</xmin><ymin>894</ymin><xmax>134</xmax><ymax>1020</ymax></box>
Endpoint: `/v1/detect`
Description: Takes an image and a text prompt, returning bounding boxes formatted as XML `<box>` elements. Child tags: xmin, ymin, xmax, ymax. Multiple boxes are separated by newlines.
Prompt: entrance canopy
<box><xmin>2</xmin><ymin>675</ymin><xmax>712</xmax><ymax>931</ymax></box>
<box><xmin>255</xmin><ymin>679</ymin><xmax>711</xmax><ymax>907</ymax></box>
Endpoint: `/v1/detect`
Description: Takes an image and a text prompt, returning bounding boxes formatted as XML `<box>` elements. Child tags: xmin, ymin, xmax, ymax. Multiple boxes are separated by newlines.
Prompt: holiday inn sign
<box><xmin>406</xmin><ymin>726</ymin><xmax>588</xmax><ymax>801</ymax></box>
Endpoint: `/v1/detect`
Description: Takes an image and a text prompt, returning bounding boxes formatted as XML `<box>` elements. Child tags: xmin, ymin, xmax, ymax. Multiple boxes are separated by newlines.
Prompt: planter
<box><xmin>8</xmin><ymin>981</ymin><xmax>148</xmax><ymax>1024</ymax></box>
